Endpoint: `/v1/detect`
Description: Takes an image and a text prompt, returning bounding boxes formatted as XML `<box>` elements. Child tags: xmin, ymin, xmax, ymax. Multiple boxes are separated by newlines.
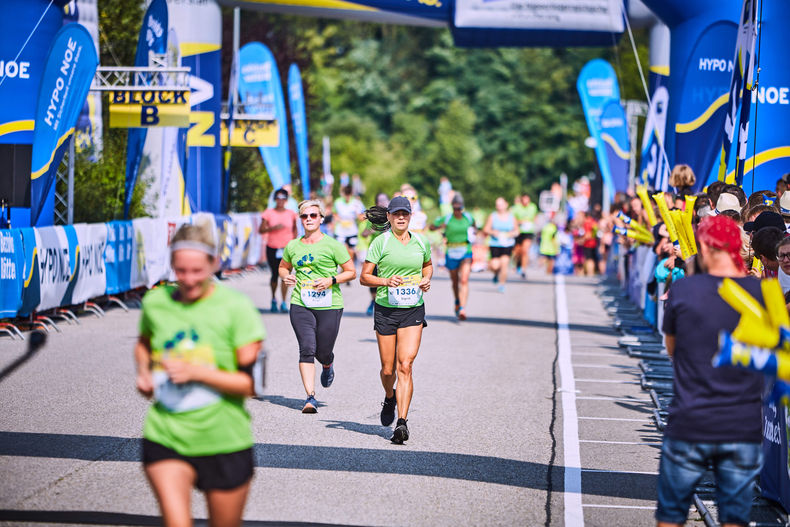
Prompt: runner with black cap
<box><xmin>360</xmin><ymin>195</ymin><xmax>432</xmax><ymax>444</ymax></box>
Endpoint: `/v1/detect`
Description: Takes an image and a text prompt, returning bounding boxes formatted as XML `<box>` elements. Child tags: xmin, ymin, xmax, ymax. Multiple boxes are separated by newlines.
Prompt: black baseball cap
<box><xmin>744</xmin><ymin>210</ymin><xmax>785</xmax><ymax>233</ymax></box>
<box><xmin>387</xmin><ymin>196</ymin><xmax>412</xmax><ymax>214</ymax></box>
<box><xmin>274</xmin><ymin>188</ymin><xmax>288</xmax><ymax>199</ymax></box>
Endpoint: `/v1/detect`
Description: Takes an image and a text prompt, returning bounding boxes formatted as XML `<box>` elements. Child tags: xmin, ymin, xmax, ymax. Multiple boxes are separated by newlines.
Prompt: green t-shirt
<box><xmin>433</xmin><ymin>212</ymin><xmax>475</xmax><ymax>256</ymax></box>
<box><xmin>512</xmin><ymin>202</ymin><xmax>538</xmax><ymax>233</ymax></box>
<box><xmin>539</xmin><ymin>223</ymin><xmax>559</xmax><ymax>256</ymax></box>
<box><xmin>139</xmin><ymin>283</ymin><xmax>266</xmax><ymax>457</ymax></box>
<box><xmin>282</xmin><ymin>235</ymin><xmax>351</xmax><ymax>310</ymax></box>
<box><xmin>366</xmin><ymin>231</ymin><xmax>431</xmax><ymax>308</ymax></box>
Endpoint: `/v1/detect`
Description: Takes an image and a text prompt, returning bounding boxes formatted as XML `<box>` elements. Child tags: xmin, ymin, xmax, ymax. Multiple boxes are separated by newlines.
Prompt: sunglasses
<box><xmin>300</xmin><ymin>213</ymin><xmax>320</xmax><ymax>219</ymax></box>
<box><xmin>779</xmin><ymin>252</ymin><xmax>790</xmax><ymax>261</ymax></box>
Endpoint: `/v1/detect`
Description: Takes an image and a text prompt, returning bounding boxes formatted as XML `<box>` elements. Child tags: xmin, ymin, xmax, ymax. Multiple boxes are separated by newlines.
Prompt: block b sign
<box><xmin>109</xmin><ymin>90</ymin><xmax>190</xmax><ymax>128</ymax></box>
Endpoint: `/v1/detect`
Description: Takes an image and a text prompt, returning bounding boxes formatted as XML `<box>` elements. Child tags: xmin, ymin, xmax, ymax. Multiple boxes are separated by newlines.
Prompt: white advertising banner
<box><xmin>230</xmin><ymin>213</ymin><xmax>253</xmax><ymax>270</ymax></box>
<box><xmin>454</xmin><ymin>0</ymin><xmax>624</xmax><ymax>32</ymax></box>
<box><xmin>35</xmin><ymin>226</ymin><xmax>75</xmax><ymax>311</ymax></box>
<box><xmin>247</xmin><ymin>213</ymin><xmax>262</xmax><ymax>266</ymax></box>
<box><xmin>72</xmin><ymin>223</ymin><xmax>108</xmax><ymax>304</ymax></box>
<box><xmin>131</xmin><ymin>218</ymin><xmax>153</xmax><ymax>289</ymax></box>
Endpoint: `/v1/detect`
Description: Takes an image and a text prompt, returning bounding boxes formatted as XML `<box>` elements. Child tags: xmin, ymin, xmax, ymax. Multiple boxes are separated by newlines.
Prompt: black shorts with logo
<box><xmin>374</xmin><ymin>303</ymin><xmax>427</xmax><ymax>336</ymax></box>
<box><xmin>142</xmin><ymin>439</ymin><xmax>254</xmax><ymax>491</ymax></box>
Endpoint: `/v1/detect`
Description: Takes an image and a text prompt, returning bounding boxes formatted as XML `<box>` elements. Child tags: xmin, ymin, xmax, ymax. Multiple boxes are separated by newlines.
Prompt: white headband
<box><xmin>170</xmin><ymin>240</ymin><xmax>216</xmax><ymax>256</ymax></box>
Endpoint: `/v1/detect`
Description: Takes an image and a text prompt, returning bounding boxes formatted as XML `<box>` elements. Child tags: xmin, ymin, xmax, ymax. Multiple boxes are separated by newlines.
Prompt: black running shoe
<box><xmin>380</xmin><ymin>394</ymin><xmax>396</xmax><ymax>426</ymax></box>
<box><xmin>391</xmin><ymin>418</ymin><xmax>409</xmax><ymax>444</ymax></box>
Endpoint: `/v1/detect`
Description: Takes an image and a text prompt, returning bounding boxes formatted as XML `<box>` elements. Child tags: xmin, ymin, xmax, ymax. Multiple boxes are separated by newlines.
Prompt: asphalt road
<box><xmin>0</xmin><ymin>265</ymin><xmax>669</xmax><ymax>526</ymax></box>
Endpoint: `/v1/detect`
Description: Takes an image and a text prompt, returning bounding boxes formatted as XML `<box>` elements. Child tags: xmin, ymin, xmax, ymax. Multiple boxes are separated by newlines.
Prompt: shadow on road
<box><xmin>256</xmin><ymin>394</ymin><xmax>326</xmax><ymax>411</ymax></box>
<box><xmin>0</xmin><ymin>509</ymin><xmax>344</xmax><ymax>526</ymax></box>
<box><xmin>320</xmin><ymin>419</ymin><xmax>391</xmax><ymax>439</ymax></box>
<box><xmin>0</xmin><ymin>431</ymin><xmax>656</xmax><ymax>499</ymax></box>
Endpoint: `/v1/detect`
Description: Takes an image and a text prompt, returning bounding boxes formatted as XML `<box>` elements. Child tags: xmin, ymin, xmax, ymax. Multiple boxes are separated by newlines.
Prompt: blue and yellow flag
<box><xmin>30</xmin><ymin>23</ymin><xmax>98</xmax><ymax>226</ymax></box>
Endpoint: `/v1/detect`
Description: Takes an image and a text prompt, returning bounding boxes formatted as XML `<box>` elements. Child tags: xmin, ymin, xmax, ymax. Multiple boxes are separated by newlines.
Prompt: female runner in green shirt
<box><xmin>360</xmin><ymin>196</ymin><xmax>432</xmax><ymax>444</ymax></box>
<box><xmin>279</xmin><ymin>199</ymin><xmax>357</xmax><ymax>413</ymax></box>
<box><xmin>429</xmin><ymin>193</ymin><xmax>476</xmax><ymax>320</ymax></box>
<box><xmin>134</xmin><ymin>222</ymin><xmax>266</xmax><ymax>527</ymax></box>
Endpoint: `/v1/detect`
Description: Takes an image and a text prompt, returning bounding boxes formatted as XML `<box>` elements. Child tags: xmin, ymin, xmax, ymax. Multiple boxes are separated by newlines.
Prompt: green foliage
<box><xmin>63</xmin><ymin>0</ymin><xmax>147</xmax><ymax>223</ymax></box>
<box><xmin>60</xmin><ymin>132</ymin><xmax>147</xmax><ymax>223</ymax></box>
<box><xmin>97</xmin><ymin>0</ymin><xmax>143</xmax><ymax>67</ymax></box>
<box><xmin>228</xmin><ymin>148</ymin><xmax>273</xmax><ymax>212</ymax></box>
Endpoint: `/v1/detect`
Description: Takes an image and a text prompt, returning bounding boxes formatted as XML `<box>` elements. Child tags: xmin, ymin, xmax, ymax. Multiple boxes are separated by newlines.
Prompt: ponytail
<box><xmin>365</xmin><ymin>206</ymin><xmax>391</xmax><ymax>232</ymax></box>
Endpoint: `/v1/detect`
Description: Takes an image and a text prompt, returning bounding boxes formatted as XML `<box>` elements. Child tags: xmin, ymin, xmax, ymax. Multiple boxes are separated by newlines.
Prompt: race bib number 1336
<box><xmin>388</xmin><ymin>275</ymin><xmax>422</xmax><ymax>306</ymax></box>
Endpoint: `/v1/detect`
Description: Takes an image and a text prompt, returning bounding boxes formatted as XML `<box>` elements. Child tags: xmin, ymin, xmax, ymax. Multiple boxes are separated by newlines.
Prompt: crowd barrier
<box><xmin>0</xmin><ymin>212</ymin><xmax>263</xmax><ymax>321</ymax></box>
<box><xmin>618</xmin><ymin>242</ymin><xmax>790</xmax><ymax>514</ymax></box>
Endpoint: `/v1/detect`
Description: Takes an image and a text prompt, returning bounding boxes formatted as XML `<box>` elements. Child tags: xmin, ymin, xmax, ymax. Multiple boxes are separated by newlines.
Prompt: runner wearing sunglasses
<box><xmin>279</xmin><ymin>200</ymin><xmax>357</xmax><ymax>413</ymax></box>
<box><xmin>360</xmin><ymin>196</ymin><xmax>432</xmax><ymax>444</ymax></box>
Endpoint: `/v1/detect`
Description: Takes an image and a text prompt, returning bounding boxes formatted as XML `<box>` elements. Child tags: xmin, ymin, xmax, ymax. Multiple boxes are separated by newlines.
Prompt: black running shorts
<box><xmin>490</xmin><ymin>246</ymin><xmax>514</xmax><ymax>258</ymax></box>
<box><xmin>374</xmin><ymin>303</ymin><xmax>427</xmax><ymax>336</ymax></box>
<box><xmin>142</xmin><ymin>439</ymin><xmax>254</xmax><ymax>491</ymax></box>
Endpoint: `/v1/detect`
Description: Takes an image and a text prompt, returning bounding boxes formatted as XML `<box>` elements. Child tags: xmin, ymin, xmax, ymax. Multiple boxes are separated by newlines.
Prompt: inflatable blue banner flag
<box><xmin>717</xmin><ymin>0</ymin><xmax>759</xmax><ymax>187</ymax></box>
<box><xmin>124</xmin><ymin>0</ymin><xmax>168</xmax><ymax>219</ymax></box>
<box><xmin>577</xmin><ymin>59</ymin><xmax>621</xmax><ymax>200</ymax></box>
<box><xmin>288</xmin><ymin>64</ymin><xmax>310</xmax><ymax>198</ymax></box>
<box><xmin>599</xmin><ymin>100</ymin><xmax>631</xmax><ymax>193</ymax></box>
<box><xmin>30</xmin><ymin>23</ymin><xmax>98</xmax><ymax>226</ymax></box>
<box><xmin>639</xmin><ymin>86</ymin><xmax>670</xmax><ymax>191</ymax></box>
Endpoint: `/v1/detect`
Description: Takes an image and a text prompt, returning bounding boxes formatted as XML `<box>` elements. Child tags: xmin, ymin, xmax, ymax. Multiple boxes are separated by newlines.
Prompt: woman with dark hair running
<box><xmin>260</xmin><ymin>187</ymin><xmax>298</xmax><ymax>312</ymax></box>
<box><xmin>429</xmin><ymin>192</ymin><xmax>476</xmax><ymax>320</ymax></box>
<box><xmin>134</xmin><ymin>221</ymin><xmax>265</xmax><ymax>527</ymax></box>
<box><xmin>361</xmin><ymin>192</ymin><xmax>390</xmax><ymax>316</ymax></box>
<box><xmin>360</xmin><ymin>196</ymin><xmax>432</xmax><ymax>444</ymax></box>
<box><xmin>279</xmin><ymin>199</ymin><xmax>357</xmax><ymax>413</ymax></box>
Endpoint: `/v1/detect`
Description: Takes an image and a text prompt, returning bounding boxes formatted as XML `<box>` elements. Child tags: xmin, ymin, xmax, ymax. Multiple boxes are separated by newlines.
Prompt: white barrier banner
<box><xmin>131</xmin><ymin>218</ymin><xmax>152</xmax><ymax>289</ymax></box>
<box><xmin>73</xmin><ymin>223</ymin><xmax>108</xmax><ymax>304</ymax></box>
<box><xmin>248</xmin><ymin>213</ymin><xmax>262</xmax><ymax>266</ymax></box>
<box><xmin>230</xmin><ymin>213</ymin><xmax>252</xmax><ymax>270</ymax></box>
<box><xmin>35</xmin><ymin>226</ymin><xmax>75</xmax><ymax>311</ymax></box>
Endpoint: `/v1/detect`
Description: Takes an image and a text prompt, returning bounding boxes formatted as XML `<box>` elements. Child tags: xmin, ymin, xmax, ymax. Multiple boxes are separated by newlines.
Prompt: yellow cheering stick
<box><xmin>683</xmin><ymin>196</ymin><xmax>698</xmax><ymax>255</ymax></box>
<box><xmin>719</xmin><ymin>278</ymin><xmax>780</xmax><ymax>348</ymax></box>
<box><xmin>613</xmin><ymin>226</ymin><xmax>654</xmax><ymax>245</ymax></box>
<box><xmin>637</xmin><ymin>186</ymin><xmax>658</xmax><ymax>227</ymax></box>
<box><xmin>615</xmin><ymin>211</ymin><xmax>653</xmax><ymax>238</ymax></box>
<box><xmin>669</xmin><ymin>209</ymin><xmax>691</xmax><ymax>259</ymax></box>
<box><xmin>652</xmin><ymin>192</ymin><xmax>679</xmax><ymax>243</ymax></box>
<box><xmin>763</xmin><ymin>279</ymin><xmax>790</xmax><ymax>331</ymax></box>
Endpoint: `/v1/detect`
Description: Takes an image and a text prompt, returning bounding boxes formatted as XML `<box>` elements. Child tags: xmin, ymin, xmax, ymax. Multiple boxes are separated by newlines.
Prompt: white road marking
<box><xmin>576</xmin><ymin>396</ymin><xmax>651</xmax><ymax>402</ymax></box>
<box><xmin>575</xmin><ymin>378</ymin><xmax>641</xmax><ymax>384</ymax></box>
<box><xmin>582</xmin><ymin>504</ymin><xmax>657</xmax><ymax>510</ymax></box>
<box><xmin>582</xmin><ymin>468</ymin><xmax>658</xmax><ymax>475</ymax></box>
<box><xmin>556</xmin><ymin>275</ymin><xmax>584</xmax><ymax>526</ymax></box>
<box><xmin>578</xmin><ymin>417</ymin><xmax>650</xmax><ymax>422</ymax></box>
<box><xmin>580</xmin><ymin>440</ymin><xmax>661</xmax><ymax>445</ymax></box>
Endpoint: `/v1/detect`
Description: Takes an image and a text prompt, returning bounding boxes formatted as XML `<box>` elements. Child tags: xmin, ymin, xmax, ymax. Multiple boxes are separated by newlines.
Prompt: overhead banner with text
<box><xmin>30</xmin><ymin>23</ymin><xmax>98</xmax><ymax>226</ymax></box>
<box><xmin>110</xmin><ymin>89</ymin><xmax>190</xmax><ymax>128</ymax></box>
<box><xmin>288</xmin><ymin>63</ymin><xmax>310</xmax><ymax>198</ymax></box>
